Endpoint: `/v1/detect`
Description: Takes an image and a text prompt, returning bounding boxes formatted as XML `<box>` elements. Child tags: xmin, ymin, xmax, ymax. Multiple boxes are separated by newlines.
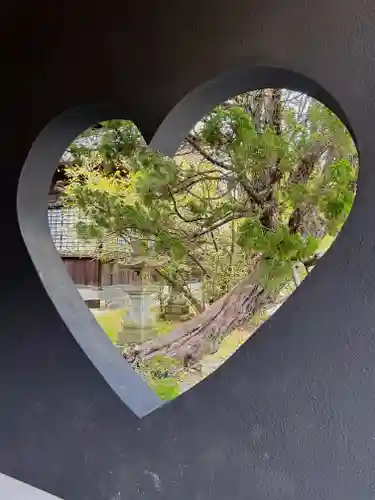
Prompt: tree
<box><xmin>61</xmin><ymin>90</ymin><xmax>357</xmax><ymax>363</ymax></box>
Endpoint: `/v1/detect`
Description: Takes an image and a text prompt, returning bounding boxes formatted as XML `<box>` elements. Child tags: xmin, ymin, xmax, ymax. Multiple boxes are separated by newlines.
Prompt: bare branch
<box><xmin>188</xmin><ymin>252</ymin><xmax>211</xmax><ymax>278</ymax></box>
<box><xmin>210</xmin><ymin>231</ymin><xmax>219</xmax><ymax>252</ymax></box>
<box><xmin>186</xmin><ymin>135</ymin><xmax>233</xmax><ymax>171</ymax></box>
<box><xmin>168</xmin><ymin>188</ymin><xmax>205</xmax><ymax>223</ymax></box>
<box><xmin>193</xmin><ymin>212</ymin><xmax>247</xmax><ymax>239</ymax></box>
<box><xmin>288</xmin><ymin>142</ymin><xmax>328</xmax><ymax>185</ymax></box>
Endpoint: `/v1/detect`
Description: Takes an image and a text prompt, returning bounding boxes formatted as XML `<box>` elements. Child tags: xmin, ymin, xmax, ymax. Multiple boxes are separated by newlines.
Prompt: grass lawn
<box><xmin>92</xmin><ymin>308</ymin><xmax>178</xmax><ymax>343</ymax></box>
<box><xmin>93</xmin><ymin>308</ymin><xmax>124</xmax><ymax>343</ymax></box>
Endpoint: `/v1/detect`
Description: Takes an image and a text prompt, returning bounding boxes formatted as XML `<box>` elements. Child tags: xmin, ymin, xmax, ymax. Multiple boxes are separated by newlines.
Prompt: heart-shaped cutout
<box><xmin>18</xmin><ymin>83</ymin><xmax>357</xmax><ymax>417</ymax></box>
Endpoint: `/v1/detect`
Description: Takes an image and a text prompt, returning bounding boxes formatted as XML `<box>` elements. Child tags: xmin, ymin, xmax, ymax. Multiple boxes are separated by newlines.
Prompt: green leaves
<box><xmin>61</xmin><ymin>88</ymin><xmax>357</xmax><ymax>308</ymax></box>
<box><xmin>156</xmin><ymin>232</ymin><xmax>188</xmax><ymax>261</ymax></box>
<box><xmin>318</xmin><ymin>159</ymin><xmax>356</xmax><ymax>235</ymax></box>
<box><xmin>237</xmin><ymin>218</ymin><xmax>265</xmax><ymax>252</ymax></box>
<box><xmin>238</xmin><ymin>216</ymin><xmax>320</xmax><ymax>284</ymax></box>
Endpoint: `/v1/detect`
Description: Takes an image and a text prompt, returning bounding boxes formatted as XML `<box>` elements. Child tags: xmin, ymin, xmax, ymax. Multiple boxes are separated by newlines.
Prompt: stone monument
<box><xmin>116</xmin><ymin>255</ymin><xmax>163</xmax><ymax>348</ymax></box>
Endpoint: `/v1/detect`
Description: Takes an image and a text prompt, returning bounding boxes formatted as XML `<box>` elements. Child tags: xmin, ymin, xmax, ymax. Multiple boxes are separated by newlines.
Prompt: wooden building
<box><xmin>48</xmin><ymin>165</ymin><xmax>137</xmax><ymax>288</ymax></box>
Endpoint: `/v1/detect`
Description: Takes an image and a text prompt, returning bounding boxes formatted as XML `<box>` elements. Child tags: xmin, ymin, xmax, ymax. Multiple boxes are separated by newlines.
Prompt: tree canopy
<box><xmin>60</xmin><ymin>89</ymin><xmax>357</xmax><ymax>361</ymax></box>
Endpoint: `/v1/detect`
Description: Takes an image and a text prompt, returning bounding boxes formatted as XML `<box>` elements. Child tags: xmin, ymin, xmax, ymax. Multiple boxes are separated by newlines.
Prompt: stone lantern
<box><xmin>116</xmin><ymin>255</ymin><xmax>163</xmax><ymax>348</ymax></box>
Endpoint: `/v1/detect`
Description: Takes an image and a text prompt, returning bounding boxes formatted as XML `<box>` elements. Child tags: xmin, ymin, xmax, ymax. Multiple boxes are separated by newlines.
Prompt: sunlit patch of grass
<box><xmin>92</xmin><ymin>308</ymin><xmax>179</xmax><ymax>343</ymax></box>
<box><xmin>153</xmin><ymin>320</ymin><xmax>178</xmax><ymax>336</ymax></box>
<box><xmin>209</xmin><ymin>328</ymin><xmax>252</xmax><ymax>362</ymax></box>
<box><xmin>94</xmin><ymin>308</ymin><xmax>124</xmax><ymax>343</ymax></box>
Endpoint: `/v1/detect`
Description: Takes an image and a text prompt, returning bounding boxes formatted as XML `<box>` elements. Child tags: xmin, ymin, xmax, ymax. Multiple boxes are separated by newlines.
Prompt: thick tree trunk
<box><xmin>131</xmin><ymin>259</ymin><xmax>273</xmax><ymax>364</ymax></box>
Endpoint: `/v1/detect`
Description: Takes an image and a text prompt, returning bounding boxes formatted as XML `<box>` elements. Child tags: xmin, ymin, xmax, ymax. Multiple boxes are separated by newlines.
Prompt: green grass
<box><xmin>92</xmin><ymin>308</ymin><xmax>178</xmax><ymax>343</ymax></box>
<box><xmin>94</xmin><ymin>309</ymin><xmax>124</xmax><ymax>343</ymax></box>
<box><xmin>153</xmin><ymin>320</ymin><xmax>179</xmax><ymax>336</ymax></box>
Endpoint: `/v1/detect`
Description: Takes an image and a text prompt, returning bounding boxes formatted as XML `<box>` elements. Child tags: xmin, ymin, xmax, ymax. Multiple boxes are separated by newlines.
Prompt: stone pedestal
<box><xmin>116</xmin><ymin>285</ymin><xmax>160</xmax><ymax>347</ymax></box>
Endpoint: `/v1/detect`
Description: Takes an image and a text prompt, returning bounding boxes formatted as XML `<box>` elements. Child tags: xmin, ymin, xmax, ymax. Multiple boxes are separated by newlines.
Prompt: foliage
<box><xmin>142</xmin><ymin>353</ymin><xmax>180</xmax><ymax>401</ymax></box>
<box><xmin>132</xmin><ymin>354</ymin><xmax>182</xmax><ymax>400</ymax></box>
<box><xmin>61</xmin><ymin>89</ymin><xmax>357</xmax><ymax>317</ymax></box>
<box><xmin>149</xmin><ymin>377</ymin><xmax>180</xmax><ymax>401</ymax></box>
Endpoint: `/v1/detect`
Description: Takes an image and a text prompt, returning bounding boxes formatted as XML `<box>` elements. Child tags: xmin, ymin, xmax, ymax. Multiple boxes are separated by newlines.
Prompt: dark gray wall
<box><xmin>2</xmin><ymin>1</ymin><xmax>375</xmax><ymax>498</ymax></box>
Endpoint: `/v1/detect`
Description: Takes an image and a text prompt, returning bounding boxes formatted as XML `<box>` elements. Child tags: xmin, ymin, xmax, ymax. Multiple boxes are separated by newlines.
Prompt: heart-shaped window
<box><xmin>18</xmin><ymin>86</ymin><xmax>358</xmax><ymax>417</ymax></box>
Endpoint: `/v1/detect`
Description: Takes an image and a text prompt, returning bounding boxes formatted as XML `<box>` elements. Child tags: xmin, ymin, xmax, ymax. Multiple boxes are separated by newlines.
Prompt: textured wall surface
<box><xmin>2</xmin><ymin>1</ymin><xmax>375</xmax><ymax>498</ymax></box>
